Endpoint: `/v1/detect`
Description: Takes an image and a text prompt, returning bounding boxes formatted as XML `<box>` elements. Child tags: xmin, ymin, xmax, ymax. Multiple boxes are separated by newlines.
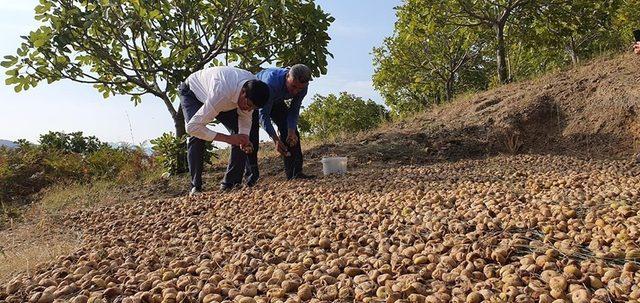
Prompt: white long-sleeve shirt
<box><xmin>185</xmin><ymin>67</ymin><xmax>256</xmax><ymax>141</ymax></box>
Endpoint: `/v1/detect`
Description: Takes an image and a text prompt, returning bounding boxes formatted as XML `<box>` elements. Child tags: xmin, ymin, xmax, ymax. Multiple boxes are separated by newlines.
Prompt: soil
<box><xmin>305</xmin><ymin>53</ymin><xmax>640</xmax><ymax>164</ymax></box>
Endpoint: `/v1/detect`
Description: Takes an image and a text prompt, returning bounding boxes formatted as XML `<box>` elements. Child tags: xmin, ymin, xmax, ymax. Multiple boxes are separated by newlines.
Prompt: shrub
<box><xmin>39</xmin><ymin>131</ymin><xmax>107</xmax><ymax>155</ymax></box>
<box><xmin>150</xmin><ymin>133</ymin><xmax>216</xmax><ymax>175</ymax></box>
<box><xmin>299</xmin><ymin>92</ymin><xmax>390</xmax><ymax>139</ymax></box>
<box><xmin>0</xmin><ymin>133</ymin><xmax>155</xmax><ymax>206</ymax></box>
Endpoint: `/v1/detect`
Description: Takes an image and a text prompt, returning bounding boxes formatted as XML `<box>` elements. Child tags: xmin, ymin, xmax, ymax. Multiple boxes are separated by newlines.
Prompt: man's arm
<box><xmin>260</xmin><ymin>103</ymin><xmax>289</xmax><ymax>156</ymax></box>
<box><xmin>186</xmin><ymin>93</ymin><xmax>248</xmax><ymax>146</ymax></box>
<box><xmin>259</xmin><ymin>96</ymin><xmax>278</xmax><ymax>139</ymax></box>
<box><xmin>237</xmin><ymin>108</ymin><xmax>253</xmax><ymax>136</ymax></box>
<box><xmin>287</xmin><ymin>88</ymin><xmax>307</xmax><ymax>130</ymax></box>
<box><xmin>256</xmin><ymin>70</ymin><xmax>290</xmax><ymax>156</ymax></box>
<box><xmin>186</xmin><ymin>97</ymin><xmax>221</xmax><ymax>142</ymax></box>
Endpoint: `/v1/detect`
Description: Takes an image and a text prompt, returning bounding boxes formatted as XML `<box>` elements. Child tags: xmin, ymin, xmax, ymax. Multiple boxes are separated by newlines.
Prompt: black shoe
<box><xmin>219</xmin><ymin>183</ymin><xmax>237</xmax><ymax>192</ymax></box>
<box><xmin>189</xmin><ymin>187</ymin><xmax>202</xmax><ymax>197</ymax></box>
<box><xmin>246</xmin><ymin>180</ymin><xmax>258</xmax><ymax>187</ymax></box>
<box><xmin>292</xmin><ymin>173</ymin><xmax>316</xmax><ymax>180</ymax></box>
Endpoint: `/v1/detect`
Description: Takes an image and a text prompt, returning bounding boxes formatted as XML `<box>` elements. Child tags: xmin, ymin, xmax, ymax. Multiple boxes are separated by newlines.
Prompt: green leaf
<box><xmin>5</xmin><ymin>77</ymin><xmax>17</xmax><ymax>85</ymax></box>
<box><xmin>148</xmin><ymin>10</ymin><xmax>161</xmax><ymax>20</ymax></box>
<box><xmin>2</xmin><ymin>55</ymin><xmax>18</xmax><ymax>68</ymax></box>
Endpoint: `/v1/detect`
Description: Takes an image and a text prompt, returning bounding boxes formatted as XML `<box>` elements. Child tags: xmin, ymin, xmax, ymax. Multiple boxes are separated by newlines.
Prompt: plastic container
<box><xmin>321</xmin><ymin>157</ymin><xmax>348</xmax><ymax>175</ymax></box>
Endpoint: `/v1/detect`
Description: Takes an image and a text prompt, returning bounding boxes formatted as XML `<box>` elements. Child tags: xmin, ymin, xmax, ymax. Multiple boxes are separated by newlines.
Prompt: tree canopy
<box><xmin>373</xmin><ymin>0</ymin><xmax>636</xmax><ymax>116</ymax></box>
<box><xmin>2</xmin><ymin>0</ymin><xmax>334</xmax><ymax>138</ymax></box>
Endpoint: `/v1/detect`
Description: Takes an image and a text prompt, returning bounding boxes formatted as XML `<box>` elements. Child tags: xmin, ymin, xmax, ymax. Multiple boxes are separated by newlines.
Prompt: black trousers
<box><xmin>247</xmin><ymin>101</ymin><xmax>304</xmax><ymax>180</ymax></box>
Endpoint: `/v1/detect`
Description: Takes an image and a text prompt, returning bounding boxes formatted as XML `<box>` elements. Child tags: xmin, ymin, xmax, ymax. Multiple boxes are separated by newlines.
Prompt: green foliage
<box><xmin>299</xmin><ymin>92</ymin><xmax>389</xmax><ymax>139</ymax></box>
<box><xmin>150</xmin><ymin>132</ymin><xmax>215</xmax><ymax>176</ymax></box>
<box><xmin>39</xmin><ymin>131</ymin><xmax>107</xmax><ymax>155</ymax></box>
<box><xmin>150</xmin><ymin>133</ymin><xmax>186</xmax><ymax>176</ymax></box>
<box><xmin>373</xmin><ymin>0</ymin><xmax>637</xmax><ymax>116</ymax></box>
<box><xmin>614</xmin><ymin>0</ymin><xmax>640</xmax><ymax>46</ymax></box>
<box><xmin>0</xmin><ymin>143</ymin><xmax>48</xmax><ymax>201</ymax></box>
<box><xmin>0</xmin><ymin>134</ymin><xmax>154</xmax><ymax>207</ymax></box>
<box><xmin>85</xmin><ymin>146</ymin><xmax>151</xmax><ymax>181</ymax></box>
<box><xmin>373</xmin><ymin>1</ymin><xmax>488</xmax><ymax>116</ymax></box>
<box><xmin>437</xmin><ymin>0</ymin><xmax>536</xmax><ymax>84</ymax></box>
<box><xmin>523</xmin><ymin>0</ymin><xmax>622</xmax><ymax>66</ymax></box>
<box><xmin>1</xmin><ymin>0</ymin><xmax>334</xmax><ymax>139</ymax></box>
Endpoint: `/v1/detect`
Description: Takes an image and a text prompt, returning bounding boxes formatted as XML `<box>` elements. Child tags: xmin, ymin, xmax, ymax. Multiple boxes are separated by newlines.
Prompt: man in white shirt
<box><xmin>180</xmin><ymin>66</ymin><xmax>270</xmax><ymax>195</ymax></box>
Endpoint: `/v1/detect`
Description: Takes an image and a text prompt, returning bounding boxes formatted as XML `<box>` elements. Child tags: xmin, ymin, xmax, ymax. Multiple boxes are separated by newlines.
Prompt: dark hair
<box><xmin>288</xmin><ymin>64</ymin><xmax>312</xmax><ymax>83</ymax></box>
<box><xmin>243</xmin><ymin>79</ymin><xmax>270</xmax><ymax>108</ymax></box>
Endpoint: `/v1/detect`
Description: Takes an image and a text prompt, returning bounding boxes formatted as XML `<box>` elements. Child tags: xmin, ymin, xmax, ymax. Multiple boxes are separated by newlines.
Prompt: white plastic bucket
<box><xmin>321</xmin><ymin>157</ymin><xmax>348</xmax><ymax>175</ymax></box>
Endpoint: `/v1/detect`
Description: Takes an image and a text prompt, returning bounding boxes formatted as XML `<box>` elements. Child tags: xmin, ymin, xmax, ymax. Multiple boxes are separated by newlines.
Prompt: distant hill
<box><xmin>0</xmin><ymin>139</ymin><xmax>17</xmax><ymax>149</ymax></box>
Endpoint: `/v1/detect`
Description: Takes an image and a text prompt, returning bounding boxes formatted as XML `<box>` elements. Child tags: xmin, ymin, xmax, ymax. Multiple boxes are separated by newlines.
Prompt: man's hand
<box><xmin>274</xmin><ymin>139</ymin><xmax>290</xmax><ymax>157</ymax></box>
<box><xmin>634</xmin><ymin>42</ymin><xmax>640</xmax><ymax>55</ymax></box>
<box><xmin>224</xmin><ymin>134</ymin><xmax>250</xmax><ymax>146</ymax></box>
<box><xmin>240</xmin><ymin>142</ymin><xmax>254</xmax><ymax>154</ymax></box>
<box><xmin>286</xmin><ymin>129</ymin><xmax>299</xmax><ymax>147</ymax></box>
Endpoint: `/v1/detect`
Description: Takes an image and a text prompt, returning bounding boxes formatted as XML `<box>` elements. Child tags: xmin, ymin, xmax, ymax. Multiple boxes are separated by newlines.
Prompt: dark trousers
<box><xmin>247</xmin><ymin>101</ymin><xmax>304</xmax><ymax>180</ymax></box>
<box><xmin>179</xmin><ymin>83</ymin><xmax>259</xmax><ymax>190</ymax></box>
<box><xmin>245</xmin><ymin>110</ymin><xmax>260</xmax><ymax>185</ymax></box>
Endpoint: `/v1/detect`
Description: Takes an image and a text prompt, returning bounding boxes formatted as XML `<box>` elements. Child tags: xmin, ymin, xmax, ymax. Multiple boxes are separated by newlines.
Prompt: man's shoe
<box><xmin>219</xmin><ymin>184</ymin><xmax>235</xmax><ymax>192</ymax></box>
<box><xmin>189</xmin><ymin>187</ymin><xmax>202</xmax><ymax>197</ymax></box>
<box><xmin>246</xmin><ymin>180</ymin><xmax>258</xmax><ymax>187</ymax></box>
<box><xmin>292</xmin><ymin>173</ymin><xmax>316</xmax><ymax>180</ymax></box>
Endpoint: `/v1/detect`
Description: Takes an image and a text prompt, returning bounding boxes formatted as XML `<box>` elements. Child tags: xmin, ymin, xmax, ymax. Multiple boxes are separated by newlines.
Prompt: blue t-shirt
<box><xmin>255</xmin><ymin>68</ymin><xmax>307</xmax><ymax>139</ymax></box>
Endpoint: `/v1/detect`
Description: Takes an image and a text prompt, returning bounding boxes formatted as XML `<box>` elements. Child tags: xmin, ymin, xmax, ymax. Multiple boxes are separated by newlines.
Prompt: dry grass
<box><xmin>502</xmin><ymin>130</ymin><xmax>523</xmax><ymax>155</ymax></box>
<box><xmin>0</xmin><ymin>183</ymin><xmax>94</xmax><ymax>284</ymax></box>
<box><xmin>0</xmin><ymin>221</ymin><xmax>80</xmax><ymax>284</ymax></box>
<box><xmin>0</xmin><ymin>178</ymin><xmax>187</xmax><ymax>284</ymax></box>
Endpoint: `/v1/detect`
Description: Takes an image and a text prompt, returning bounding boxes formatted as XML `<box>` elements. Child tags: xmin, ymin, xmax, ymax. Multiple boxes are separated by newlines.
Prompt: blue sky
<box><xmin>0</xmin><ymin>1</ymin><xmax>401</xmax><ymax>145</ymax></box>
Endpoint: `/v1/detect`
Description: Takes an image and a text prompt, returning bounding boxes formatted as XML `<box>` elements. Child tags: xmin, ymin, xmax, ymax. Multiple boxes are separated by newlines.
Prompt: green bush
<box><xmin>299</xmin><ymin>92</ymin><xmax>390</xmax><ymax>139</ymax></box>
<box><xmin>85</xmin><ymin>146</ymin><xmax>152</xmax><ymax>182</ymax></box>
<box><xmin>0</xmin><ymin>144</ymin><xmax>49</xmax><ymax>201</ymax></box>
<box><xmin>0</xmin><ymin>133</ymin><xmax>155</xmax><ymax>206</ymax></box>
<box><xmin>39</xmin><ymin>131</ymin><xmax>107</xmax><ymax>155</ymax></box>
<box><xmin>150</xmin><ymin>133</ymin><xmax>215</xmax><ymax>176</ymax></box>
<box><xmin>150</xmin><ymin>133</ymin><xmax>187</xmax><ymax>176</ymax></box>
<box><xmin>43</xmin><ymin>149</ymin><xmax>85</xmax><ymax>182</ymax></box>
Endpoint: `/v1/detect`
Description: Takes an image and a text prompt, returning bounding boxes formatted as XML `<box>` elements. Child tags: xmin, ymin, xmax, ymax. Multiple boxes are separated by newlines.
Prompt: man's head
<box><xmin>286</xmin><ymin>64</ymin><xmax>312</xmax><ymax>96</ymax></box>
<box><xmin>238</xmin><ymin>79</ymin><xmax>270</xmax><ymax>111</ymax></box>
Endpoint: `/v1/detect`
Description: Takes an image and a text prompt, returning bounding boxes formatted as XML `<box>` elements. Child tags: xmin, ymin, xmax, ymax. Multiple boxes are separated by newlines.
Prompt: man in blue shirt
<box><xmin>246</xmin><ymin>64</ymin><xmax>316</xmax><ymax>183</ymax></box>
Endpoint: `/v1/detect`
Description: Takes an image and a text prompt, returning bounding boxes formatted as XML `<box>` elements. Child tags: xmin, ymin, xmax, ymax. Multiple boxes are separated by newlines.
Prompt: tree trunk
<box><xmin>568</xmin><ymin>37</ymin><xmax>579</xmax><ymax>66</ymax></box>
<box><xmin>495</xmin><ymin>24</ymin><xmax>509</xmax><ymax>84</ymax></box>
<box><xmin>171</xmin><ymin>105</ymin><xmax>189</xmax><ymax>174</ymax></box>
<box><xmin>445</xmin><ymin>78</ymin><xmax>454</xmax><ymax>102</ymax></box>
<box><xmin>173</xmin><ymin>106</ymin><xmax>186</xmax><ymax>138</ymax></box>
<box><xmin>569</xmin><ymin>50</ymin><xmax>579</xmax><ymax>66</ymax></box>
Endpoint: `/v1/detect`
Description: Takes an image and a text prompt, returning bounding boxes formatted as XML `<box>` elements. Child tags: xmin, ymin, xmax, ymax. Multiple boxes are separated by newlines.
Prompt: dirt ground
<box><xmin>1</xmin><ymin>154</ymin><xmax>639</xmax><ymax>302</ymax></box>
<box><xmin>343</xmin><ymin>53</ymin><xmax>640</xmax><ymax>161</ymax></box>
